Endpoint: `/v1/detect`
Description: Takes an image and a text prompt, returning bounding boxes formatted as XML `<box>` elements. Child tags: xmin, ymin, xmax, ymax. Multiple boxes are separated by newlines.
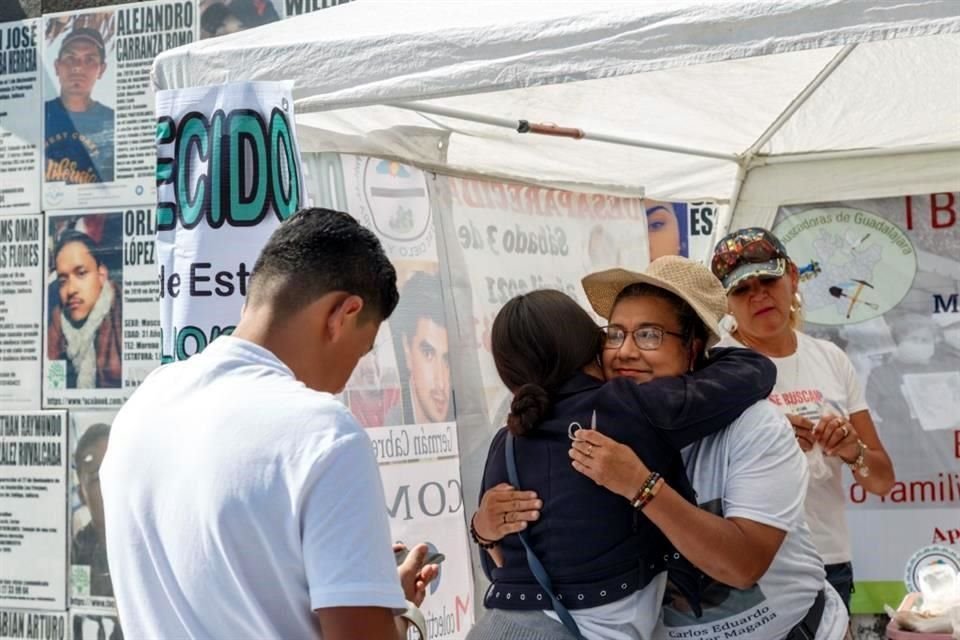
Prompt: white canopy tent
<box><xmin>154</xmin><ymin>0</ymin><xmax>960</xmax><ymax>239</ymax></box>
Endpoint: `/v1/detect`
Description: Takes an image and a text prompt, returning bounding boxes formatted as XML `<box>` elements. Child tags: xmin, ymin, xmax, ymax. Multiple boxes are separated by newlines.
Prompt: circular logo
<box><xmin>904</xmin><ymin>544</ymin><xmax>960</xmax><ymax>593</ymax></box>
<box><xmin>362</xmin><ymin>158</ymin><xmax>431</xmax><ymax>243</ymax></box>
<box><xmin>772</xmin><ymin>207</ymin><xmax>917</xmax><ymax>326</ymax></box>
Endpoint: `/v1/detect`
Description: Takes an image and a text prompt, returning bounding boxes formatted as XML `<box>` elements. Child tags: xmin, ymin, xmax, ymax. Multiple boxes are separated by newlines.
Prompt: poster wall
<box><xmin>0</xmin><ymin>411</ymin><xmax>68</xmax><ymax>611</ymax></box>
<box><xmin>68</xmin><ymin>411</ymin><xmax>117</xmax><ymax>612</ymax></box>
<box><xmin>774</xmin><ymin>192</ymin><xmax>960</xmax><ymax>613</ymax></box>
<box><xmin>42</xmin><ymin>209</ymin><xmax>160</xmax><ymax>409</ymax></box>
<box><xmin>0</xmin><ymin>216</ymin><xmax>43</xmax><ymax>410</ymax></box>
<box><xmin>0</xmin><ymin>19</ymin><xmax>41</xmax><ymax>216</ymax></box>
<box><xmin>42</xmin><ymin>1</ymin><xmax>197</xmax><ymax>210</ymax></box>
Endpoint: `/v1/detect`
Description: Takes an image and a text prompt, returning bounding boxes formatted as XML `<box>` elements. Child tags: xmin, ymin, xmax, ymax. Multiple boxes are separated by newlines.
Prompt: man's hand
<box><xmin>785</xmin><ymin>413</ymin><xmax>815</xmax><ymax>452</ymax></box>
<box><xmin>395</xmin><ymin>544</ymin><xmax>439</xmax><ymax>607</ymax></box>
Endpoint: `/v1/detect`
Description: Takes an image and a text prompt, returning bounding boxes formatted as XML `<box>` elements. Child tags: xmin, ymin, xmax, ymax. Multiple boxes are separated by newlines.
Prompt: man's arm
<box><xmin>315</xmin><ymin>607</ymin><xmax>405</xmax><ymax>640</ymax></box>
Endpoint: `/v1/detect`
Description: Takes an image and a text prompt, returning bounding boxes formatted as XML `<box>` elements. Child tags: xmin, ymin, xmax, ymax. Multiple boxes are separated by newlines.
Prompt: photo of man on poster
<box><xmin>44</xmin><ymin>22</ymin><xmax>115</xmax><ymax>184</ymax></box>
<box><xmin>71</xmin><ymin>422</ymin><xmax>114</xmax><ymax>600</ymax></box>
<box><xmin>200</xmin><ymin>0</ymin><xmax>282</xmax><ymax>39</ymax></box>
<box><xmin>388</xmin><ymin>271</ymin><xmax>453</xmax><ymax>425</ymax></box>
<box><xmin>47</xmin><ymin>215</ymin><xmax>122</xmax><ymax>389</ymax></box>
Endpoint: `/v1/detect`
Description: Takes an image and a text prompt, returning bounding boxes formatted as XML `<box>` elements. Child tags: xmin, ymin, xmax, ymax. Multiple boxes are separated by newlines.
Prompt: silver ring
<box><xmin>586</xmin><ymin>444</ymin><xmax>593</xmax><ymax>457</ymax></box>
<box><xmin>841</xmin><ymin>425</ymin><xmax>850</xmax><ymax>439</ymax></box>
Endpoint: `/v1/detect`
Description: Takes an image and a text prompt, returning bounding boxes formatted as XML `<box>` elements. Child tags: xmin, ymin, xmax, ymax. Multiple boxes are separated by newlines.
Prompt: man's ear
<box><xmin>327</xmin><ymin>294</ymin><xmax>364</xmax><ymax>342</ymax></box>
<box><xmin>97</xmin><ymin>263</ymin><xmax>108</xmax><ymax>286</ymax></box>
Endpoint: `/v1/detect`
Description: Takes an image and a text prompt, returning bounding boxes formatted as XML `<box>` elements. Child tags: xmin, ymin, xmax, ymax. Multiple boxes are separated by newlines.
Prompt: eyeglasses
<box><xmin>711</xmin><ymin>233</ymin><xmax>784</xmax><ymax>282</ymax></box>
<box><xmin>601</xmin><ymin>325</ymin><xmax>685</xmax><ymax>351</ymax></box>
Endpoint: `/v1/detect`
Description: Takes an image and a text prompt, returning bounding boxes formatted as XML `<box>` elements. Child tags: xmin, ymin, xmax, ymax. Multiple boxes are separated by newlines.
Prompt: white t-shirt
<box><xmin>654</xmin><ymin>400</ymin><xmax>848</xmax><ymax>640</ymax></box>
<box><xmin>101</xmin><ymin>336</ymin><xmax>405</xmax><ymax>639</ymax></box>
<box><xmin>720</xmin><ymin>332</ymin><xmax>866</xmax><ymax>565</ymax></box>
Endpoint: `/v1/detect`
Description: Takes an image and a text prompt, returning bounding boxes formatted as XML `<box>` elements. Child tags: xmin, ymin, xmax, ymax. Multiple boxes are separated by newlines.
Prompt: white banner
<box><xmin>42</xmin><ymin>210</ymin><xmax>160</xmax><ymax>409</ymax></box>
<box><xmin>156</xmin><ymin>80</ymin><xmax>303</xmax><ymax>363</ymax></box>
<box><xmin>774</xmin><ymin>192</ymin><xmax>960</xmax><ymax>612</ymax></box>
<box><xmin>42</xmin><ymin>1</ymin><xmax>197</xmax><ymax>210</ymax></box>
<box><xmin>0</xmin><ymin>609</ymin><xmax>67</xmax><ymax>640</ymax></box>
<box><xmin>0</xmin><ymin>412</ymin><xmax>68</xmax><ymax>611</ymax></box>
<box><xmin>0</xmin><ymin>20</ymin><xmax>42</xmax><ymax>217</ymax></box>
<box><xmin>0</xmin><ymin>216</ymin><xmax>43</xmax><ymax>410</ymax></box>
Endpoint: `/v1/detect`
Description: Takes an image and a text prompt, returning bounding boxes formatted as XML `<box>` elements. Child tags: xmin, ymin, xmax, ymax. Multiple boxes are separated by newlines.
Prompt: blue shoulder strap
<box><xmin>505</xmin><ymin>433</ymin><xmax>585</xmax><ymax>640</ymax></box>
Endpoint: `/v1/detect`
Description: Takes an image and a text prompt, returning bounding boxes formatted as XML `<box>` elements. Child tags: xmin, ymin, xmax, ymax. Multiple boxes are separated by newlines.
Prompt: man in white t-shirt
<box><xmin>101</xmin><ymin>208</ymin><xmax>437</xmax><ymax>640</ymax></box>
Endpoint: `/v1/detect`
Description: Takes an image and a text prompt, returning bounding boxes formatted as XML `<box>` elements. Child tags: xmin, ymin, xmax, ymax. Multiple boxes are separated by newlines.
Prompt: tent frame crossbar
<box><xmin>390</xmin><ymin>101</ymin><xmax>740</xmax><ymax>162</ymax></box>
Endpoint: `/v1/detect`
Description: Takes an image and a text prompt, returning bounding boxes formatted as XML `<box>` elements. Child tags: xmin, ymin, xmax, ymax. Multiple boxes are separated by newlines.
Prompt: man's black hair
<box><xmin>248</xmin><ymin>208</ymin><xmax>398</xmax><ymax>322</ymax></box>
<box><xmin>55</xmin><ymin>229</ymin><xmax>102</xmax><ymax>266</ymax></box>
<box><xmin>200</xmin><ymin>2</ymin><xmax>237</xmax><ymax>35</ymax></box>
<box><xmin>75</xmin><ymin>423</ymin><xmax>110</xmax><ymax>470</ymax></box>
<box><xmin>392</xmin><ymin>271</ymin><xmax>445</xmax><ymax>340</ymax></box>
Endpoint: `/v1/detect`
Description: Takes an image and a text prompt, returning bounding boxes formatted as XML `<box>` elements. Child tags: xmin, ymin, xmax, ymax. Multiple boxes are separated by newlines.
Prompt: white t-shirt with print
<box><xmin>654</xmin><ymin>400</ymin><xmax>847</xmax><ymax>640</ymax></box>
<box><xmin>720</xmin><ymin>332</ymin><xmax>866</xmax><ymax>565</ymax></box>
<box><xmin>101</xmin><ymin>336</ymin><xmax>406</xmax><ymax>639</ymax></box>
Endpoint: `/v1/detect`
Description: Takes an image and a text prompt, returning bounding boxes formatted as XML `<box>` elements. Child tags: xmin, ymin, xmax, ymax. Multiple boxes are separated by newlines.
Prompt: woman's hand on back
<box><xmin>473</xmin><ymin>483</ymin><xmax>541</xmax><ymax>541</ymax></box>
<box><xmin>569</xmin><ymin>429</ymin><xmax>650</xmax><ymax>501</ymax></box>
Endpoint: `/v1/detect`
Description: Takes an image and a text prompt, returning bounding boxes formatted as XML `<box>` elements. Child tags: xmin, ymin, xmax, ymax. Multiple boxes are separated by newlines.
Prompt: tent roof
<box><xmin>154</xmin><ymin>0</ymin><xmax>960</xmax><ymax>205</ymax></box>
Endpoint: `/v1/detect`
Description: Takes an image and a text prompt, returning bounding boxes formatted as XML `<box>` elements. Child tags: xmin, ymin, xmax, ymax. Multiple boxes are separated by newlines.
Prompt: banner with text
<box><xmin>0</xmin><ymin>411</ymin><xmax>68</xmax><ymax>611</ymax></box>
<box><xmin>0</xmin><ymin>19</ymin><xmax>41</xmax><ymax>216</ymax></box>
<box><xmin>42</xmin><ymin>209</ymin><xmax>160</xmax><ymax>409</ymax></box>
<box><xmin>156</xmin><ymin>80</ymin><xmax>302</xmax><ymax>364</ymax></box>
<box><xmin>774</xmin><ymin>192</ymin><xmax>960</xmax><ymax>612</ymax></box>
<box><xmin>42</xmin><ymin>0</ymin><xmax>197</xmax><ymax>210</ymax></box>
<box><xmin>0</xmin><ymin>216</ymin><xmax>43</xmax><ymax>410</ymax></box>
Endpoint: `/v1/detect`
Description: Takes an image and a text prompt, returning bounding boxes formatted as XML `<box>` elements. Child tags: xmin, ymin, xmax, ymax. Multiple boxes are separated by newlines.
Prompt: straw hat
<box><xmin>581</xmin><ymin>255</ymin><xmax>728</xmax><ymax>347</ymax></box>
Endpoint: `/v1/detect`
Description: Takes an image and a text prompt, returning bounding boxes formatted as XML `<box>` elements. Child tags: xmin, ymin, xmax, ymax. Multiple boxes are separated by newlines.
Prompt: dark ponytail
<box><xmin>506</xmin><ymin>384</ymin><xmax>550</xmax><ymax>436</ymax></box>
<box><xmin>492</xmin><ymin>290</ymin><xmax>602</xmax><ymax>436</ymax></box>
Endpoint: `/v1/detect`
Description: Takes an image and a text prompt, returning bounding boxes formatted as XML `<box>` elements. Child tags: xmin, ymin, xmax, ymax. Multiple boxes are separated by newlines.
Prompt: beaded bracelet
<box><xmin>469</xmin><ymin>514</ymin><xmax>500</xmax><ymax>549</ymax></box>
<box><xmin>630</xmin><ymin>471</ymin><xmax>662</xmax><ymax>510</ymax></box>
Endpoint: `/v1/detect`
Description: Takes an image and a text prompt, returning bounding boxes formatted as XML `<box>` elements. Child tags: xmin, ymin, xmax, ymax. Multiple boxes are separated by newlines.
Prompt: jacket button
<box><xmin>600</xmin><ymin>590</ymin><xmax>607</xmax><ymax>597</ymax></box>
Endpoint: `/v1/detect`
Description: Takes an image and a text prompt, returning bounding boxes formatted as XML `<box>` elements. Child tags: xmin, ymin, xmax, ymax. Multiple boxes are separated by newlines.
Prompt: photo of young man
<box><xmin>71</xmin><ymin>422</ymin><xmax>113</xmax><ymax>599</ymax></box>
<box><xmin>46</xmin><ymin>215</ymin><xmax>122</xmax><ymax>389</ymax></box>
<box><xmin>44</xmin><ymin>23</ymin><xmax>114</xmax><ymax>184</ymax></box>
<box><xmin>388</xmin><ymin>271</ymin><xmax>453</xmax><ymax>425</ymax></box>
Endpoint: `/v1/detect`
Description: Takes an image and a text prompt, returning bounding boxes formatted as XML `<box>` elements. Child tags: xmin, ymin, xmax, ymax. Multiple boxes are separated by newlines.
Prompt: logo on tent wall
<box><xmin>772</xmin><ymin>207</ymin><xmax>917</xmax><ymax>326</ymax></box>
<box><xmin>361</xmin><ymin>159</ymin><xmax>432</xmax><ymax>250</ymax></box>
<box><xmin>903</xmin><ymin>544</ymin><xmax>960</xmax><ymax>593</ymax></box>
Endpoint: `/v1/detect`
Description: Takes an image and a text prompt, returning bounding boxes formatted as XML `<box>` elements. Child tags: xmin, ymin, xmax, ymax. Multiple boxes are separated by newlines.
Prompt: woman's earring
<box><xmin>790</xmin><ymin>292</ymin><xmax>803</xmax><ymax>313</ymax></box>
<box><xmin>719</xmin><ymin>314</ymin><xmax>738</xmax><ymax>334</ymax></box>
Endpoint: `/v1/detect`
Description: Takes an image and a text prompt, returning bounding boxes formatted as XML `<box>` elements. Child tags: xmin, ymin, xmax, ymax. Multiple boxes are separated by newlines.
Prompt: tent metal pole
<box><xmin>757</xmin><ymin>143</ymin><xmax>960</xmax><ymax>165</ymax></box>
<box><xmin>391</xmin><ymin>101</ymin><xmax>739</xmax><ymax>162</ymax></box>
<box><xmin>746</xmin><ymin>44</ymin><xmax>857</xmax><ymax>156</ymax></box>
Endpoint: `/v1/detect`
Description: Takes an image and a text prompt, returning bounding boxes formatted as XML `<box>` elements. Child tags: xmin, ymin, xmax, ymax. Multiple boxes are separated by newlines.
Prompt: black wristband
<box><xmin>470</xmin><ymin>514</ymin><xmax>499</xmax><ymax>549</ymax></box>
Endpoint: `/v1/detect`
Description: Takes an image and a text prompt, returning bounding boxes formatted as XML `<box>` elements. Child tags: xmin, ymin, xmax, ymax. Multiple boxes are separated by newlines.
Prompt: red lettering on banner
<box><xmin>932</xmin><ymin>193</ymin><xmax>957</xmax><ymax>229</ymax></box>
<box><xmin>905</xmin><ymin>195</ymin><xmax>914</xmax><ymax>230</ymax></box>
<box><xmin>455</xmin><ymin>593</ymin><xmax>471</xmax><ymax>631</ymax></box>
<box><xmin>933</xmin><ymin>527</ymin><xmax>960</xmax><ymax>545</ymax></box>
<box><xmin>850</xmin><ymin>483</ymin><xmax>867</xmax><ymax>504</ymax></box>
<box><xmin>954</xmin><ymin>430</ymin><xmax>959</xmax><ymax>459</ymax></box>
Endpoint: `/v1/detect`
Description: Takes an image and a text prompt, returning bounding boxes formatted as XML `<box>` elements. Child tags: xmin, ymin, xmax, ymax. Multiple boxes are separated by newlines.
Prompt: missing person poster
<box><xmin>0</xmin><ymin>216</ymin><xmax>43</xmax><ymax>410</ymax></box>
<box><xmin>0</xmin><ymin>411</ymin><xmax>68</xmax><ymax>611</ymax></box>
<box><xmin>42</xmin><ymin>209</ymin><xmax>160</xmax><ymax>409</ymax></box>
<box><xmin>283</xmin><ymin>0</ymin><xmax>352</xmax><ymax>18</ymax></box>
<box><xmin>0</xmin><ymin>609</ymin><xmax>67</xmax><ymax>640</ymax></box>
<box><xmin>70</xmin><ymin>609</ymin><xmax>121</xmax><ymax>640</ymax></box>
<box><xmin>156</xmin><ymin>80</ymin><xmax>303</xmax><ymax>364</ymax></box>
<box><xmin>774</xmin><ymin>193</ymin><xmax>960</xmax><ymax>613</ymax></box>
<box><xmin>42</xmin><ymin>1</ymin><xmax>197</xmax><ymax>210</ymax></box>
<box><xmin>69</xmin><ymin>412</ymin><xmax>116</xmax><ymax>611</ymax></box>
<box><xmin>0</xmin><ymin>19</ymin><xmax>42</xmax><ymax>216</ymax></box>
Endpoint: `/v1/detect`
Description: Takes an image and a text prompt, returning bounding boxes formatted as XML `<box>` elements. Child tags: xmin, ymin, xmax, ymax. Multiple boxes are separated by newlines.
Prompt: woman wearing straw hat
<box><xmin>468</xmin><ymin>258</ymin><xmax>775</xmax><ymax>640</ymax></box>
<box><xmin>710</xmin><ymin>228</ymin><xmax>895</xmax><ymax>612</ymax></box>
<box><xmin>473</xmin><ymin>256</ymin><xmax>850</xmax><ymax>640</ymax></box>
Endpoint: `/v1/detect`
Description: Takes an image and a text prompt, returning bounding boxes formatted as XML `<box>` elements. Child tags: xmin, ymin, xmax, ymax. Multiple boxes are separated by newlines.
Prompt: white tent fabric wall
<box><xmin>152</xmin><ymin>0</ymin><xmax>960</xmax><ymax>627</ymax></box>
<box><xmin>154</xmin><ymin>0</ymin><xmax>960</xmax><ymax>235</ymax></box>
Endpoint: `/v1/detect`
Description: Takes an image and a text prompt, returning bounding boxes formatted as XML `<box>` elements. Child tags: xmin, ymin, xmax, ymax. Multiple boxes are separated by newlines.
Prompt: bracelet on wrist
<box><xmin>469</xmin><ymin>514</ymin><xmax>499</xmax><ymax>549</ymax></box>
<box><xmin>630</xmin><ymin>471</ymin><xmax>662</xmax><ymax>510</ymax></box>
<box><xmin>847</xmin><ymin>440</ymin><xmax>870</xmax><ymax>477</ymax></box>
